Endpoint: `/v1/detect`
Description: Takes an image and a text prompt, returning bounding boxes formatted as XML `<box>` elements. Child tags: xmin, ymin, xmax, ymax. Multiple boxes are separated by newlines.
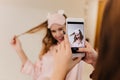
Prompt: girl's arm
<box><xmin>16</xmin><ymin>49</ymin><xmax>28</xmax><ymax>65</ymax></box>
<box><xmin>10</xmin><ymin>35</ymin><xmax>28</xmax><ymax>65</ymax></box>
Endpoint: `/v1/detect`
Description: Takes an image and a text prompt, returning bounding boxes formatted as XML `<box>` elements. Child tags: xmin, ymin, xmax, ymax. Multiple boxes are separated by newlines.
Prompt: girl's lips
<box><xmin>58</xmin><ymin>37</ymin><xmax>64</xmax><ymax>41</ymax></box>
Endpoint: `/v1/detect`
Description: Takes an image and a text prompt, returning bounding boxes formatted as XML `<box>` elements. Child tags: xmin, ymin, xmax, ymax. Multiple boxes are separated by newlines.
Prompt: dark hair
<box><xmin>94</xmin><ymin>0</ymin><xmax>120</xmax><ymax>80</ymax></box>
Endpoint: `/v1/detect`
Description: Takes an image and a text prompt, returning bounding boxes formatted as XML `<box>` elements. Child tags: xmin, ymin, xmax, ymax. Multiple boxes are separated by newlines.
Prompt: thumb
<box><xmin>72</xmin><ymin>57</ymin><xmax>82</xmax><ymax>68</ymax></box>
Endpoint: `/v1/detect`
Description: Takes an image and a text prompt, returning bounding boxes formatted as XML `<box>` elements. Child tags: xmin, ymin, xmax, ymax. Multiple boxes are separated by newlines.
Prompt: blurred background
<box><xmin>0</xmin><ymin>0</ymin><xmax>106</xmax><ymax>80</ymax></box>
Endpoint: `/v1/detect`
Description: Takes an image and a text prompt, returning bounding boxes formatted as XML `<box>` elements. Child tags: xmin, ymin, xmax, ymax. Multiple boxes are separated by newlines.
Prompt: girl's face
<box><xmin>75</xmin><ymin>33</ymin><xmax>80</xmax><ymax>39</ymax></box>
<box><xmin>50</xmin><ymin>24</ymin><xmax>65</xmax><ymax>43</ymax></box>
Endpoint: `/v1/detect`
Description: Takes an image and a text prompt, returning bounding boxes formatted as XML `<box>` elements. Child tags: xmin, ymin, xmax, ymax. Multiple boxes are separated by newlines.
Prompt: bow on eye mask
<box><xmin>47</xmin><ymin>10</ymin><xmax>66</xmax><ymax>28</ymax></box>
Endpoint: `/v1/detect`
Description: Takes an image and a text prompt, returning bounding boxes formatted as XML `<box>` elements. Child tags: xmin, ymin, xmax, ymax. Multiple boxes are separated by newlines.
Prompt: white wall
<box><xmin>85</xmin><ymin>0</ymin><xmax>99</xmax><ymax>47</ymax></box>
<box><xmin>0</xmin><ymin>0</ymin><xmax>98</xmax><ymax>80</ymax></box>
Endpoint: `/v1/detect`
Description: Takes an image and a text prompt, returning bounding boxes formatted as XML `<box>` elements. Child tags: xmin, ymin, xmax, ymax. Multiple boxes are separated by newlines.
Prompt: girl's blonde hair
<box><xmin>18</xmin><ymin>14</ymin><xmax>67</xmax><ymax>59</ymax></box>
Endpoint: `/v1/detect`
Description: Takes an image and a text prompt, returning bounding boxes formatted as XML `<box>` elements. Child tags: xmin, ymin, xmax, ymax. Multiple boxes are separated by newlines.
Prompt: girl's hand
<box><xmin>10</xmin><ymin>35</ymin><xmax>23</xmax><ymax>52</ymax></box>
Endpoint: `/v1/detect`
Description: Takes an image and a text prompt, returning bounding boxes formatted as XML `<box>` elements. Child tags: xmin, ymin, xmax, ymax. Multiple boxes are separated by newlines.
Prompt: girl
<box><xmin>10</xmin><ymin>10</ymin><xmax>83</xmax><ymax>80</ymax></box>
<box><xmin>70</xmin><ymin>29</ymin><xmax>84</xmax><ymax>47</ymax></box>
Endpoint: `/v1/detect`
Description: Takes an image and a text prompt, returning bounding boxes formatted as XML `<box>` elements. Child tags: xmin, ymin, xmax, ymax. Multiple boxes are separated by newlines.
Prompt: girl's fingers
<box><xmin>52</xmin><ymin>46</ymin><xmax>58</xmax><ymax>56</ymax></box>
<box><xmin>60</xmin><ymin>39</ymin><xmax>65</xmax><ymax>53</ymax></box>
<box><xmin>64</xmin><ymin>34</ymin><xmax>71</xmax><ymax>50</ymax></box>
<box><xmin>56</xmin><ymin>44</ymin><xmax>61</xmax><ymax>54</ymax></box>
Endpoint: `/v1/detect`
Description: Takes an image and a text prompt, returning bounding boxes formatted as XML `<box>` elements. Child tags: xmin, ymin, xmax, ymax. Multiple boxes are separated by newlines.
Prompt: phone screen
<box><xmin>67</xmin><ymin>22</ymin><xmax>85</xmax><ymax>53</ymax></box>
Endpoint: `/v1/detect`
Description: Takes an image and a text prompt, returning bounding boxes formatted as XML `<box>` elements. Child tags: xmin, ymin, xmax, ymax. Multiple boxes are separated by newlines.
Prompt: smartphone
<box><xmin>66</xmin><ymin>18</ymin><xmax>85</xmax><ymax>57</ymax></box>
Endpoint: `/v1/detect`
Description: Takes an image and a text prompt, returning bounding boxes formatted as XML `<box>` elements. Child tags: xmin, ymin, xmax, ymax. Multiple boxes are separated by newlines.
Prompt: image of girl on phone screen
<box><xmin>70</xmin><ymin>29</ymin><xmax>84</xmax><ymax>48</ymax></box>
<box><xmin>10</xmin><ymin>10</ymin><xmax>84</xmax><ymax>80</ymax></box>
